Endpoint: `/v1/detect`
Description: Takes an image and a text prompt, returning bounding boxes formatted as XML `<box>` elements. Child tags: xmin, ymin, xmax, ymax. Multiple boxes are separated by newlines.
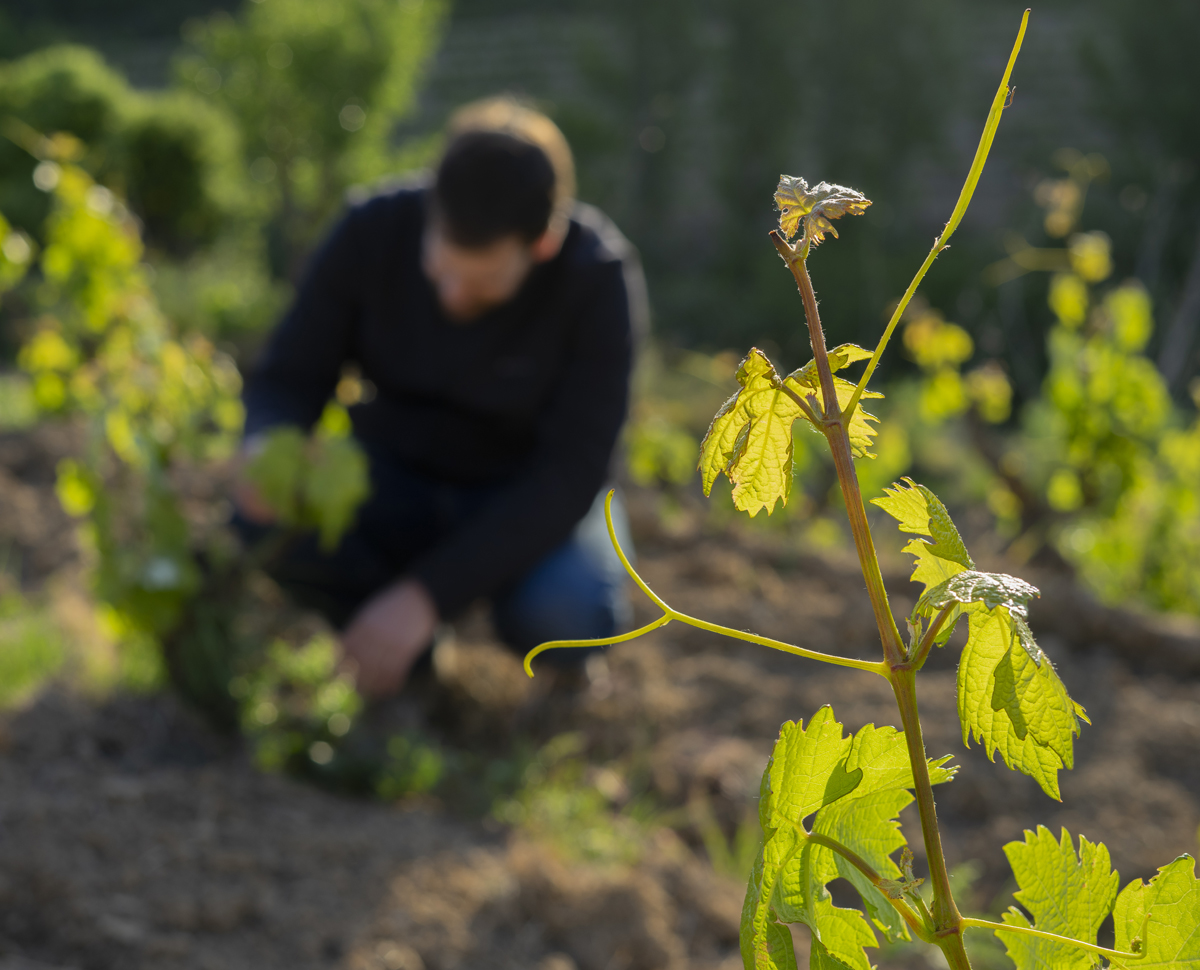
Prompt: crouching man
<box><xmin>234</xmin><ymin>98</ymin><xmax>644</xmax><ymax>697</ymax></box>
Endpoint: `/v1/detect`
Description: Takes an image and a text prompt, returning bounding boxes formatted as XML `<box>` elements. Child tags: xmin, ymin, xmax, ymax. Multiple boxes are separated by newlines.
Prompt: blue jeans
<box><xmin>235</xmin><ymin>447</ymin><xmax>632</xmax><ymax>666</ymax></box>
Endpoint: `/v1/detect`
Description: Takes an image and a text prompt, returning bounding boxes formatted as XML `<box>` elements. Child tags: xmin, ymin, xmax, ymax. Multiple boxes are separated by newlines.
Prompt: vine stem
<box><xmin>771</xmin><ymin>232</ymin><xmax>905</xmax><ymax>666</ymax></box>
<box><xmin>776</xmin><ymin>234</ymin><xmax>969</xmax><ymax>968</ymax></box>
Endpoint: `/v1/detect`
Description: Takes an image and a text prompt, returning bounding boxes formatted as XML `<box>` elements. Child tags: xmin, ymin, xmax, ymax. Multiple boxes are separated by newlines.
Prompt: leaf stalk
<box><xmin>802</xmin><ymin>829</ymin><xmax>933</xmax><ymax>943</ymax></box>
<box><xmin>897</xmin><ymin>603</ymin><xmax>956</xmax><ymax>671</ymax></box>
<box><xmin>960</xmin><ymin>915</ymin><xmax>1149</xmax><ymax>964</ymax></box>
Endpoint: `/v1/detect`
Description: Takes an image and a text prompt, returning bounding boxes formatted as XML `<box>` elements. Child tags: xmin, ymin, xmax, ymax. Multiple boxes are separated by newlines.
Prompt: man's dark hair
<box><xmin>433</xmin><ymin>130</ymin><xmax>557</xmax><ymax>248</ymax></box>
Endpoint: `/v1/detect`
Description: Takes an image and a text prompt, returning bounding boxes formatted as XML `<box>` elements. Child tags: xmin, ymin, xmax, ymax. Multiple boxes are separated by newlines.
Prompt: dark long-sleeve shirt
<box><xmin>242</xmin><ymin>184</ymin><xmax>642</xmax><ymax>616</ymax></box>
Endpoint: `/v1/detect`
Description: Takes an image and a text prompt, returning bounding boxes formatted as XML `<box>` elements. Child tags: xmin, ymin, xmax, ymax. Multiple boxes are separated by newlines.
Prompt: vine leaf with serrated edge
<box><xmin>915</xmin><ymin>569</ymin><xmax>1045</xmax><ymax>664</ymax></box>
<box><xmin>872</xmin><ymin>478</ymin><xmax>974</xmax><ymax>649</ymax></box>
<box><xmin>699</xmin><ymin>346</ymin><xmax>881</xmax><ymax>516</ymax></box>
<box><xmin>995</xmin><ymin>826</ymin><xmax>1119</xmax><ymax>970</ymax></box>
<box><xmin>741</xmin><ymin>707</ymin><xmax>956</xmax><ymax>970</ymax></box>
<box><xmin>994</xmin><ymin>828</ymin><xmax>1200</xmax><ymax>970</ymax></box>
<box><xmin>1113</xmin><ymin>854</ymin><xmax>1200</xmax><ymax>969</ymax></box>
<box><xmin>775</xmin><ymin>176</ymin><xmax>872</xmax><ymax>249</ymax></box>
<box><xmin>872</xmin><ymin>479</ymin><xmax>1086</xmax><ymax>800</ymax></box>
<box><xmin>784</xmin><ymin>344</ymin><xmax>883</xmax><ymax>459</ymax></box>
<box><xmin>872</xmin><ymin>478</ymin><xmax>973</xmax><ymax>570</ymax></box>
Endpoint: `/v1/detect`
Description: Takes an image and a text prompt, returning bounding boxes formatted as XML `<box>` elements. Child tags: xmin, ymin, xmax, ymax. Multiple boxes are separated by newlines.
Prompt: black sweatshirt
<box><xmin>243</xmin><ymin>185</ymin><xmax>641</xmax><ymax>617</ymax></box>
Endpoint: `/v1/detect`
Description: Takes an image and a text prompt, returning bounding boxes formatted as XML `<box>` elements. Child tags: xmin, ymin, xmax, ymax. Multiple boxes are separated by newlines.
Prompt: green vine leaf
<box><xmin>766</xmin><ymin>707</ymin><xmax>858</xmax><ymax>826</ymax></box>
<box><xmin>698</xmin><ymin>348</ymin><xmax>804</xmax><ymax>517</ymax></box>
<box><xmin>917</xmin><ymin>569</ymin><xmax>1039</xmax><ymax>618</ymax></box>
<box><xmin>305</xmin><ymin>435</ymin><xmax>371</xmax><ymax>551</ymax></box>
<box><xmin>873</xmin><ymin>478</ymin><xmax>974</xmax><ymax>647</ymax></box>
<box><xmin>741</xmin><ymin>851</ymin><xmax>799</xmax><ymax>970</ymax></box>
<box><xmin>743</xmin><ymin>709</ymin><xmax>956</xmax><ymax>969</ymax></box>
<box><xmin>916</xmin><ymin>569</ymin><xmax>1043</xmax><ymax>662</ymax></box>
<box><xmin>995</xmin><ymin>826</ymin><xmax>1119</xmax><ymax>970</ymax></box>
<box><xmin>958</xmin><ymin>605</ymin><xmax>1085</xmax><ymax>800</ymax></box>
<box><xmin>995</xmin><ymin>833</ymin><xmax>1200</xmax><ymax>970</ymax></box>
<box><xmin>1113</xmin><ymin>854</ymin><xmax>1200</xmax><ymax>969</ymax></box>
<box><xmin>814</xmin><ymin>788</ymin><xmax>915</xmax><ymax>945</ymax></box>
<box><xmin>872</xmin><ymin>478</ymin><xmax>974</xmax><ymax>570</ymax></box>
<box><xmin>784</xmin><ymin>343</ymin><xmax>883</xmax><ymax>459</ymax></box>
<box><xmin>775</xmin><ymin>176</ymin><xmax>872</xmax><ymax>248</ymax></box>
<box><xmin>698</xmin><ymin>346</ymin><xmax>884</xmax><ymax>515</ymax></box>
<box><xmin>245</xmin><ymin>425</ymin><xmax>371</xmax><ymax>550</ymax></box>
<box><xmin>246</xmin><ymin>426</ymin><xmax>306</xmax><ymax>522</ymax></box>
<box><xmin>873</xmin><ymin>479</ymin><xmax>1086</xmax><ymax>797</ymax></box>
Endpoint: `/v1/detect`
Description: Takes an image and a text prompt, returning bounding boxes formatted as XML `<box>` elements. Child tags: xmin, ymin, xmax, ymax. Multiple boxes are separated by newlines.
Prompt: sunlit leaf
<box><xmin>916</xmin><ymin>570</ymin><xmax>1044</xmax><ymax>659</ymax></box>
<box><xmin>958</xmin><ymin>605</ymin><xmax>1084</xmax><ymax>800</ymax></box>
<box><xmin>784</xmin><ymin>344</ymin><xmax>883</xmax><ymax>459</ymax></box>
<box><xmin>697</xmin><ymin>348</ymin><xmax>805</xmax><ymax>516</ymax></box>
<box><xmin>995</xmin><ymin>826</ymin><xmax>1119</xmax><ymax>970</ymax></box>
<box><xmin>305</xmin><ymin>434</ymin><xmax>371</xmax><ymax>550</ymax></box>
<box><xmin>741</xmin><ymin>861</ymin><xmax>799</xmax><ymax>970</ymax></box>
<box><xmin>1113</xmin><ymin>854</ymin><xmax>1200</xmax><ymax>969</ymax></box>
<box><xmin>775</xmin><ymin>176</ymin><xmax>872</xmax><ymax>247</ymax></box>
<box><xmin>743</xmin><ymin>709</ymin><xmax>957</xmax><ymax>967</ymax></box>
<box><xmin>766</xmin><ymin>707</ymin><xmax>857</xmax><ymax>827</ymax></box>
<box><xmin>872</xmin><ymin>478</ymin><xmax>974</xmax><ymax>570</ymax></box>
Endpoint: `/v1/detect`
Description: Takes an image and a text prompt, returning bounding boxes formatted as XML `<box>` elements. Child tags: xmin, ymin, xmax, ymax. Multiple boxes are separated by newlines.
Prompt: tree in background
<box><xmin>0</xmin><ymin>44</ymin><xmax>248</xmax><ymax>254</ymax></box>
<box><xmin>175</xmin><ymin>0</ymin><xmax>446</xmax><ymax>279</ymax></box>
<box><xmin>0</xmin><ymin>0</ymin><xmax>446</xmax><ymax>347</ymax></box>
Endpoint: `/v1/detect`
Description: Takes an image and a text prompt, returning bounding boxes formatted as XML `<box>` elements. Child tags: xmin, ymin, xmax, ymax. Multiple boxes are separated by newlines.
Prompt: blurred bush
<box><xmin>0</xmin><ymin>45</ymin><xmax>249</xmax><ymax>252</ymax></box>
<box><xmin>175</xmin><ymin>0</ymin><xmax>445</xmax><ymax>275</ymax></box>
<box><xmin>1</xmin><ymin>139</ymin><xmax>375</xmax><ymax>728</ymax></box>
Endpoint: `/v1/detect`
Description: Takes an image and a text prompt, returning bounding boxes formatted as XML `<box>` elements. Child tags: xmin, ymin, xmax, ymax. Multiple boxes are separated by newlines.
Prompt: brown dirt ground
<box><xmin>1</xmin><ymin>430</ymin><xmax>1199</xmax><ymax>970</ymax></box>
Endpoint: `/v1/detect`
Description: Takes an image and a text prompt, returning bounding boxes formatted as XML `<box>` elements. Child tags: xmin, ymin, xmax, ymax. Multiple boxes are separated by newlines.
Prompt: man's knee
<box><xmin>492</xmin><ymin>545</ymin><xmax>626</xmax><ymax>659</ymax></box>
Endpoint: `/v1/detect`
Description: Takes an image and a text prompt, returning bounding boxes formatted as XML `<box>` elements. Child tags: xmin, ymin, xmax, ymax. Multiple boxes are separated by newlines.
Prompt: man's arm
<box><xmin>408</xmin><ymin>256</ymin><xmax>634</xmax><ymax>618</ymax></box>
<box><xmin>242</xmin><ymin>209</ymin><xmax>365</xmax><ymax>438</ymax></box>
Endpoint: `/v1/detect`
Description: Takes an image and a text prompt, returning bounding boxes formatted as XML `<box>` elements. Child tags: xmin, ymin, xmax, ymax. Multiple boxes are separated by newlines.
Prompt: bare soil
<box><xmin>1</xmin><ymin>436</ymin><xmax>1199</xmax><ymax>970</ymax></box>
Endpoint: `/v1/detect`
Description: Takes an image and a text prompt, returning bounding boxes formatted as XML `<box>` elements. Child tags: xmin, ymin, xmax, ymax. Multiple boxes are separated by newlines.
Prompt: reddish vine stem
<box><xmin>771</xmin><ymin>230</ymin><xmax>906</xmax><ymax>666</ymax></box>
<box><xmin>774</xmin><ymin>229</ymin><xmax>970</xmax><ymax>967</ymax></box>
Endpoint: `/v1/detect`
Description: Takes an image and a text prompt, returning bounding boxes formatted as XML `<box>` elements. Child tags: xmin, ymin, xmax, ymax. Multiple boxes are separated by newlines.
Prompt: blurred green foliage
<box><xmin>1</xmin><ymin>143</ymin><xmax>375</xmax><ymax>730</ymax></box>
<box><xmin>0</xmin><ymin>0</ymin><xmax>445</xmax><ymax>347</ymax></box>
<box><xmin>0</xmin><ymin>586</ymin><xmax>68</xmax><ymax>707</ymax></box>
<box><xmin>6</xmin><ymin>146</ymin><xmax>244</xmax><ymax>690</ymax></box>
<box><xmin>1021</xmin><ymin>268</ymin><xmax>1200</xmax><ymax>613</ymax></box>
<box><xmin>175</xmin><ymin>0</ymin><xmax>445</xmax><ymax>275</ymax></box>
<box><xmin>244</xmin><ymin>412</ymin><xmax>371</xmax><ymax>551</ymax></box>
<box><xmin>0</xmin><ymin>45</ymin><xmax>248</xmax><ymax>251</ymax></box>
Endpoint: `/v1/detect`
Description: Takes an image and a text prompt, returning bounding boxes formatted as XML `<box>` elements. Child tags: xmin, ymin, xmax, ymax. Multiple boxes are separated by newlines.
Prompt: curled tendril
<box><xmin>522</xmin><ymin>491</ymin><xmax>888</xmax><ymax>678</ymax></box>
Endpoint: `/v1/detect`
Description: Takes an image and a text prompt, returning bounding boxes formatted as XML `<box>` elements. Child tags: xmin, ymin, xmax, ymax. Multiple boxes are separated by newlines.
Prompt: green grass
<box><xmin>0</xmin><ymin>588</ymin><xmax>68</xmax><ymax>706</ymax></box>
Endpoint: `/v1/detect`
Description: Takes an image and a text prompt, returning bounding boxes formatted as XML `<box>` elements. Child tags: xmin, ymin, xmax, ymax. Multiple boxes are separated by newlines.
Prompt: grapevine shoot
<box><xmin>523</xmin><ymin>11</ymin><xmax>1200</xmax><ymax>970</ymax></box>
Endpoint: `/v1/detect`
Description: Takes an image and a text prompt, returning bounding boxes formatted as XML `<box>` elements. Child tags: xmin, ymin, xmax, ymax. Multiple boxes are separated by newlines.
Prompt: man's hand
<box><xmin>341</xmin><ymin>578</ymin><xmax>439</xmax><ymax>698</ymax></box>
<box><xmin>232</xmin><ymin>434</ymin><xmax>278</xmax><ymax>525</ymax></box>
<box><xmin>233</xmin><ymin>478</ymin><xmax>279</xmax><ymax>524</ymax></box>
